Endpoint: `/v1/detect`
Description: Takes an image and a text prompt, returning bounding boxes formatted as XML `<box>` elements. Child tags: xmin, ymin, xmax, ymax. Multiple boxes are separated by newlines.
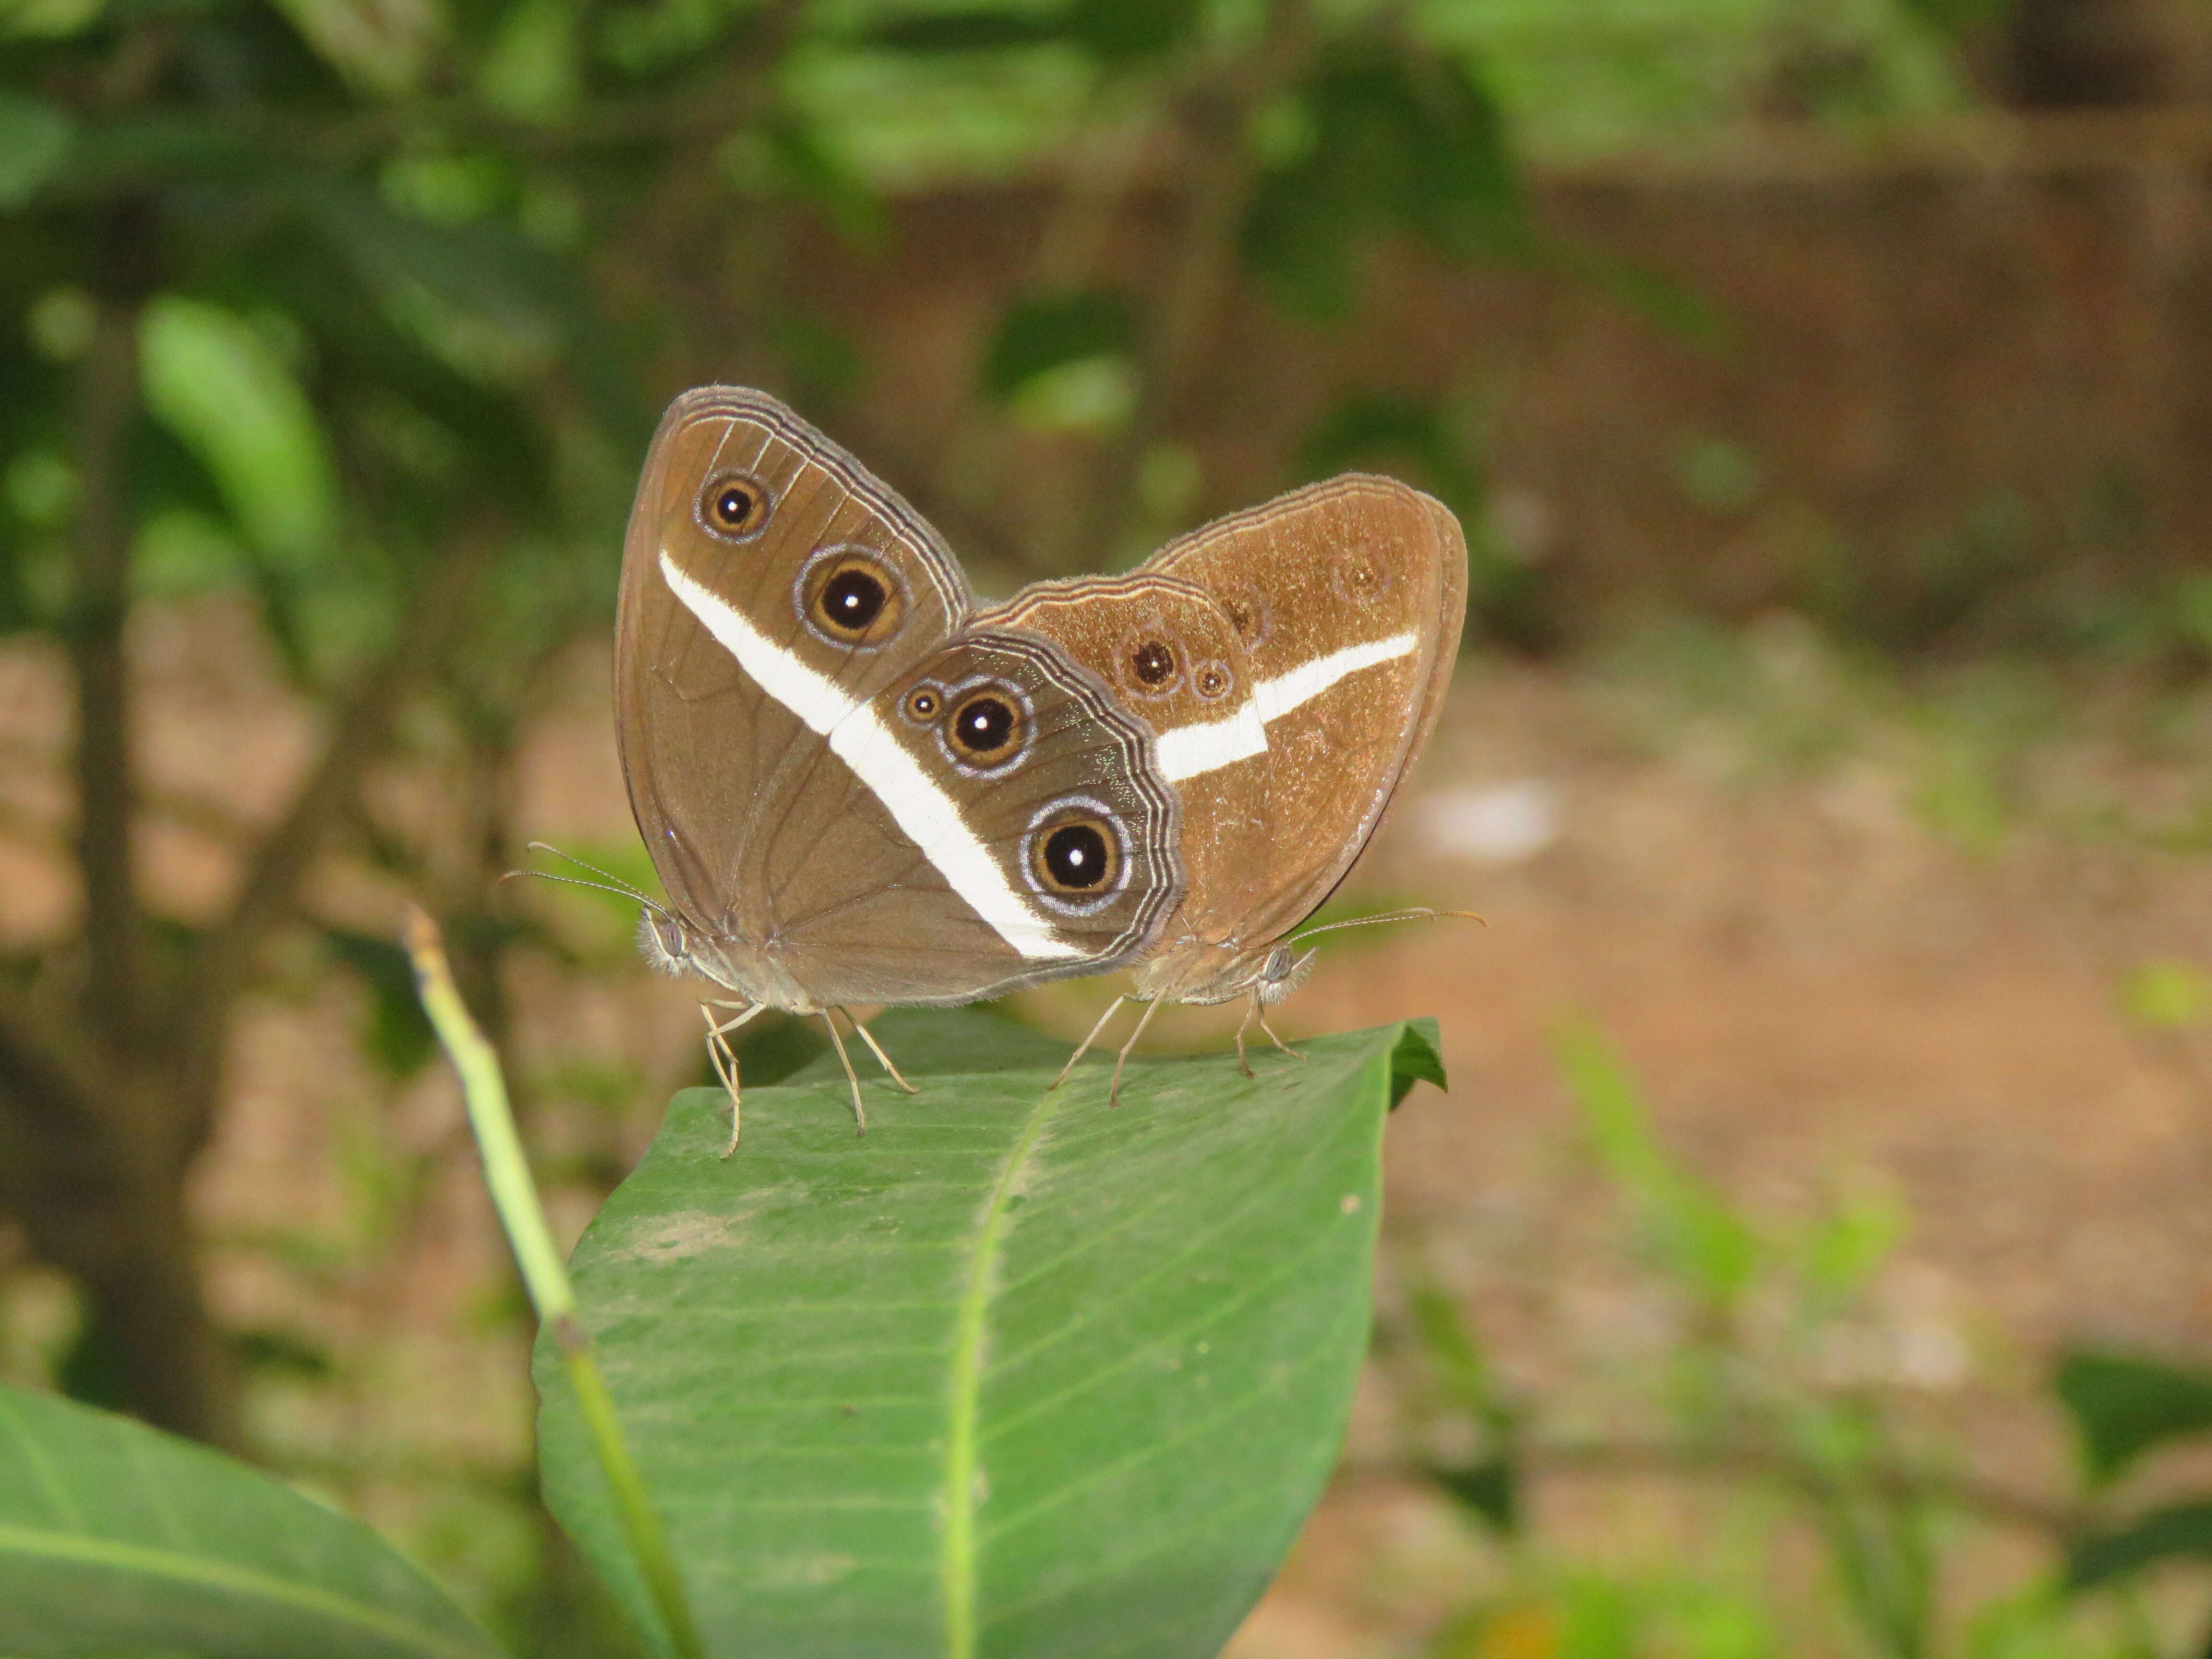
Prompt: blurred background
<box><xmin>9</xmin><ymin>0</ymin><xmax>2212</xmax><ymax>1652</ymax></box>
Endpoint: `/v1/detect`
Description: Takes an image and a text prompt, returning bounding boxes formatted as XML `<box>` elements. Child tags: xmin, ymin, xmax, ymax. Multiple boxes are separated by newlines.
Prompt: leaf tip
<box><xmin>1389</xmin><ymin>1020</ymin><xmax>1448</xmax><ymax>1109</ymax></box>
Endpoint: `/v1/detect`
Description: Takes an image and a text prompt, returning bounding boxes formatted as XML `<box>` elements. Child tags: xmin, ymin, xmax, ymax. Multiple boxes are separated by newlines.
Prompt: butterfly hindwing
<box><xmin>979</xmin><ymin>572</ymin><xmax>1274</xmax><ymax>962</ymax></box>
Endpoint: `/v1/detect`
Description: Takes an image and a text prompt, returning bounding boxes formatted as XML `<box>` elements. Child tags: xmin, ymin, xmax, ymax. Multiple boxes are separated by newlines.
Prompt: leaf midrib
<box><xmin>0</xmin><ymin>1524</ymin><xmax>486</xmax><ymax>1659</ymax></box>
<box><xmin>941</xmin><ymin>1076</ymin><xmax>1064</xmax><ymax>1659</ymax></box>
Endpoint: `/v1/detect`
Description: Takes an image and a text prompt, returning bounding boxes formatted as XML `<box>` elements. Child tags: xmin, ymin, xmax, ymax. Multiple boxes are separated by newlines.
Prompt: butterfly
<box><xmin>581</xmin><ymin>386</ymin><xmax>1465</xmax><ymax>1146</ymax></box>
<box><xmin>980</xmin><ymin>475</ymin><xmax>1468</xmax><ymax>1097</ymax></box>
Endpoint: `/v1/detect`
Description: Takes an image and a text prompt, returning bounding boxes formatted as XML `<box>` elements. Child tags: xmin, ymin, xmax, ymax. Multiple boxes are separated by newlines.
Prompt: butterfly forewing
<box><xmin>1146</xmin><ymin>474</ymin><xmax>1467</xmax><ymax>949</ymax></box>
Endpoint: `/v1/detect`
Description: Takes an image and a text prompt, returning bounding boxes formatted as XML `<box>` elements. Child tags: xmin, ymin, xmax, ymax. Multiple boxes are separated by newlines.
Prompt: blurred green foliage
<box><xmin>1386</xmin><ymin>1026</ymin><xmax>2205</xmax><ymax>1659</ymax></box>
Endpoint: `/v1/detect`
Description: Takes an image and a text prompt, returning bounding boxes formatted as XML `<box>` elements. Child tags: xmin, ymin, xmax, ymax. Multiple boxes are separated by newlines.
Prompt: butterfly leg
<box><xmin>1107</xmin><ymin>997</ymin><xmax>1165</xmax><ymax>1106</ymax></box>
<box><xmin>1233</xmin><ymin>997</ymin><xmax>1259</xmax><ymax>1079</ymax></box>
<box><xmin>845</xmin><ymin>1011</ymin><xmax>920</xmax><ymax>1094</ymax></box>
<box><xmin>1257</xmin><ymin>1008</ymin><xmax>1306</xmax><ymax>1061</ymax></box>
<box><xmin>818</xmin><ymin>1011</ymin><xmax>868</xmax><ymax>1136</ymax></box>
<box><xmin>700</xmin><ymin>1000</ymin><xmax>766</xmax><ymax>1158</ymax></box>
<box><xmin>1050</xmin><ymin>995</ymin><xmax>1126</xmax><ymax>1092</ymax></box>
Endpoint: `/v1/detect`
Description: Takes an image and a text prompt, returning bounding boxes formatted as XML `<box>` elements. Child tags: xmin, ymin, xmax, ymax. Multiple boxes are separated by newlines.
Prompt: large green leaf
<box><xmin>0</xmin><ymin>1382</ymin><xmax>499</xmax><ymax>1659</ymax></box>
<box><xmin>538</xmin><ymin>1010</ymin><xmax>1443</xmax><ymax>1658</ymax></box>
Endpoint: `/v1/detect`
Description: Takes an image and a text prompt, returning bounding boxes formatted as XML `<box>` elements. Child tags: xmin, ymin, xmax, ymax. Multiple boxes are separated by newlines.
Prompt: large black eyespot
<box><xmin>944</xmin><ymin>684</ymin><xmax>1026</xmax><ymax>769</ymax></box>
<box><xmin>1022</xmin><ymin>798</ymin><xmax>1128</xmax><ymax>914</ymax></box>
<box><xmin>699</xmin><ymin>471</ymin><xmax>770</xmax><ymax>540</ymax></box>
<box><xmin>1131</xmin><ymin>640</ymin><xmax>1175</xmax><ymax>685</ymax></box>
<box><xmin>824</xmin><ymin>570</ymin><xmax>886</xmax><ymax>630</ymax></box>
<box><xmin>1037</xmin><ymin>820</ymin><xmax>1114</xmax><ymax>892</ymax></box>
<box><xmin>799</xmin><ymin>548</ymin><xmax>905</xmax><ymax>647</ymax></box>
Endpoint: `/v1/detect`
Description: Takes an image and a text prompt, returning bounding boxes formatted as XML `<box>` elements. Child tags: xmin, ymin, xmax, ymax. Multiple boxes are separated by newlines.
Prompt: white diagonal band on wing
<box><xmin>1254</xmin><ymin>630</ymin><xmax>1419</xmax><ymax>725</ymax></box>
<box><xmin>1159</xmin><ymin>630</ymin><xmax>1420</xmax><ymax>783</ymax></box>
<box><xmin>1155</xmin><ymin>699</ymin><xmax>1267</xmax><ymax>783</ymax></box>
<box><xmin>659</xmin><ymin>550</ymin><xmax>1083</xmax><ymax>960</ymax></box>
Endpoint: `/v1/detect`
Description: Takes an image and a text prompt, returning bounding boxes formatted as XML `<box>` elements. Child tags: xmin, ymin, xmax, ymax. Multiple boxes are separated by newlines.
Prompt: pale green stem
<box><xmin>404</xmin><ymin>906</ymin><xmax>708</xmax><ymax>1659</ymax></box>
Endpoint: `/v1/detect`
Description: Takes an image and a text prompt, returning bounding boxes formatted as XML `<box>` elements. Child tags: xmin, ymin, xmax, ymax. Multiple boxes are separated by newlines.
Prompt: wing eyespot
<box><xmin>1020</xmin><ymin>796</ymin><xmax>1129</xmax><ymax>916</ymax></box>
<box><xmin>1331</xmin><ymin>548</ymin><xmax>1394</xmax><ymax>604</ymax></box>
<box><xmin>797</xmin><ymin>547</ymin><xmax>907</xmax><ymax>648</ymax></box>
<box><xmin>697</xmin><ymin>471</ymin><xmax>772</xmax><ymax>541</ymax></box>
<box><xmin>931</xmin><ymin>677</ymin><xmax>1031</xmax><ymax>776</ymax></box>
<box><xmin>1116</xmin><ymin>628</ymin><xmax>1187</xmax><ymax>699</ymax></box>
<box><xmin>1213</xmin><ymin>583</ymin><xmax>1272</xmax><ymax>650</ymax></box>
<box><xmin>945</xmin><ymin>685</ymin><xmax>1025</xmax><ymax>768</ymax></box>
<box><xmin>1193</xmin><ymin>661</ymin><xmax>1231</xmax><ymax>700</ymax></box>
<box><xmin>901</xmin><ymin>684</ymin><xmax>944</xmax><ymax>723</ymax></box>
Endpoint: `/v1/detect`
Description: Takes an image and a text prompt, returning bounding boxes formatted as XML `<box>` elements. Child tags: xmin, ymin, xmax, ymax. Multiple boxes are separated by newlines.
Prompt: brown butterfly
<box><xmin>574</xmin><ymin>387</ymin><xmax>1465</xmax><ymax>1143</ymax></box>
<box><xmin>981</xmin><ymin>476</ymin><xmax>1468</xmax><ymax>1097</ymax></box>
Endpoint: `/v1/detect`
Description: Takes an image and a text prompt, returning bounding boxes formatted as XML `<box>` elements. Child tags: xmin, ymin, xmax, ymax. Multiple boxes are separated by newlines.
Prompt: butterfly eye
<box><xmin>699</xmin><ymin>472</ymin><xmax>770</xmax><ymax>540</ymax></box>
<box><xmin>1034</xmin><ymin>817</ymin><xmax>1117</xmax><ymax>893</ymax></box>
<box><xmin>944</xmin><ymin>683</ymin><xmax>1027</xmax><ymax>770</ymax></box>
<box><xmin>799</xmin><ymin>549</ymin><xmax>906</xmax><ymax>647</ymax></box>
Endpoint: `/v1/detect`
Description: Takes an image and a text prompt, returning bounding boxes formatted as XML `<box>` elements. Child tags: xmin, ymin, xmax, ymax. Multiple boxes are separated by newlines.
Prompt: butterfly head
<box><xmin>1253</xmin><ymin>945</ymin><xmax>1317</xmax><ymax>1008</ymax></box>
<box><xmin>637</xmin><ymin>910</ymin><xmax>692</xmax><ymax>977</ymax></box>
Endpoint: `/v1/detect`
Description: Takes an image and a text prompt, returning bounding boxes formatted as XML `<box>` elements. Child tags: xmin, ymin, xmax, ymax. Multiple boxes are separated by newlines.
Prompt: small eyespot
<box><xmin>699</xmin><ymin>472</ymin><xmax>770</xmax><ymax>540</ymax></box>
<box><xmin>1333</xmin><ymin>551</ymin><xmax>1392</xmax><ymax>603</ymax></box>
<box><xmin>1214</xmin><ymin>584</ymin><xmax>1272</xmax><ymax>649</ymax></box>
<box><xmin>1034</xmin><ymin>818</ymin><xmax>1116</xmax><ymax>893</ymax></box>
<box><xmin>1131</xmin><ymin>640</ymin><xmax>1175</xmax><ymax>685</ymax></box>
<box><xmin>1193</xmin><ymin>662</ymin><xmax>1230</xmax><ymax>700</ymax></box>
<box><xmin>799</xmin><ymin>549</ymin><xmax>905</xmax><ymax>647</ymax></box>
<box><xmin>945</xmin><ymin>685</ymin><xmax>1026</xmax><ymax>769</ymax></box>
<box><xmin>902</xmin><ymin>685</ymin><xmax>942</xmax><ymax>724</ymax></box>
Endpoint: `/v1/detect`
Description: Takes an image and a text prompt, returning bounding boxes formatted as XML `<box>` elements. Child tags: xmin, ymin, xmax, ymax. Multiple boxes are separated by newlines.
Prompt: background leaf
<box><xmin>0</xmin><ymin>1382</ymin><xmax>498</xmax><ymax>1659</ymax></box>
<box><xmin>1554</xmin><ymin>1020</ymin><xmax>1759</xmax><ymax>1306</ymax></box>
<box><xmin>0</xmin><ymin>93</ymin><xmax>74</xmax><ymax>208</ymax></box>
<box><xmin>2066</xmin><ymin>1501</ymin><xmax>2212</xmax><ymax>1589</ymax></box>
<box><xmin>981</xmin><ymin>289</ymin><xmax>1133</xmax><ymax>402</ymax></box>
<box><xmin>2055</xmin><ymin>1348</ymin><xmax>2212</xmax><ymax>1488</ymax></box>
<box><xmin>538</xmin><ymin>1010</ymin><xmax>1433</xmax><ymax>1658</ymax></box>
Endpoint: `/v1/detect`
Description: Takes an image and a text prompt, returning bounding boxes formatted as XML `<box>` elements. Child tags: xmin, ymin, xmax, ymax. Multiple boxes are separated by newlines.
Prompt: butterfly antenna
<box><xmin>1288</xmin><ymin>906</ymin><xmax>1483</xmax><ymax>946</ymax></box>
<box><xmin>526</xmin><ymin>841</ymin><xmax>657</xmax><ymax>898</ymax></box>
<box><xmin>502</xmin><ymin>843</ymin><xmax>673</xmax><ymax>920</ymax></box>
<box><xmin>498</xmin><ymin>868</ymin><xmax>675</xmax><ymax>920</ymax></box>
